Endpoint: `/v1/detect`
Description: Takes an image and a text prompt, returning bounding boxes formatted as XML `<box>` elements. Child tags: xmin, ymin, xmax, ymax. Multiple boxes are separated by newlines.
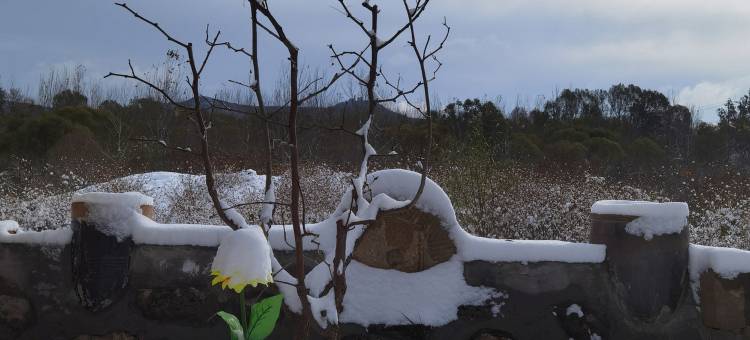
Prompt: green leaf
<box><xmin>217</xmin><ymin>311</ymin><xmax>245</xmax><ymax>340</ymax></box>
<box><xmin>247</xmin><ymin>294</ymin><xmax>284</xmax><ymax>340</ymax></box>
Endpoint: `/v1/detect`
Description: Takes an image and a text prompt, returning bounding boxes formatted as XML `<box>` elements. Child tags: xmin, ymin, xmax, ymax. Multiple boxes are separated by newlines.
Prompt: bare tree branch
<box><xmin>104</xmin><ymin>60</ymin><xmax>189</xmax><ymax>110</ymax></box>
<box><xmin>114</xmin><ymin>2</ymin><xmax>189</xmax><ymax>48</ymax></box>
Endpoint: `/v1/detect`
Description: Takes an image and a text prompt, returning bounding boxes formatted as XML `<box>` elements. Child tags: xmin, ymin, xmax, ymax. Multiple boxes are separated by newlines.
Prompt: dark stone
<box><xmin>0</xmin><ymin>294</ymin><xmax>32</xmax><ymax>331</ymax></box>
<box><xmin>469</xmin><ymin>329</ymin><xmax>514</xmax><ymax>340</ymax></box>
<box><xmin>700</xmin><ymin>270</ymin><xmax>746</xmax><ymax>330</ymax></box>
<box><xmin>590</xmin><ymin>213</ymin><xmax>689</xmax><ymax>321</ymax></box>
<box><xmin>129</xmin><ymin>245</ymin><xmax>215</xmax><ymax>288</ymax></box>
<box><xmin>71</xmin><ymin>331</ymin><xmax>139</xmax><ymax>340</ymax></box>
<box><xmin>552</xmin><ymin>303</ymin><xmax>605</xmax><ymax>340</ymax></box>
<box><xmin>135</xmin><ymin>287</ymin><xmax>216</xmax><ymax>322</ymax></box>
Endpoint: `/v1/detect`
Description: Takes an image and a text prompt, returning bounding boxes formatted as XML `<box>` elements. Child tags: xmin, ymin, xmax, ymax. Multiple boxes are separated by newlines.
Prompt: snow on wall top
<box><xmin>129</xmin><ymin>213</ymin><xmax>232</xmax><ymax>247</ymax></box>
<box><xmin>689</xmin><ymin>244</ymin><xmax>750</xmax><ymax>280</ymax></box>
<box><xmin>0</xmin><ymin>220</ymin><xmax>72</xmax><ymax>245</ymax></box>
<box><xmin>591</xmin><ymin>200</ymin><xmax>688</xmax><ymax>218</ymax></box>
<box><xmin>457</xmin><ymin>236</ymin><xmax>606</xmax><ymax>263</ymax></box>
<box><xmin>592</xmin><ymin>200</ymin><xmax>689</xmax><ymax>240</ymax></box>
<box><xmin>688</xmin><ymin>244</ymin><xmax>750</xmax><ymax>302</ymax></box>
<box><xmin>72</xmin><ymin>192</ymin><xmax>154</xmax><ymax>209</ymax></box>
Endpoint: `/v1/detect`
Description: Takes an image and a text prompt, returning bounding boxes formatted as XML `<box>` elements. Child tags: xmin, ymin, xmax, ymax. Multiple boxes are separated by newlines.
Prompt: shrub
<box><xmin>549</xmin><ymin>128</ymin><xmax>588</xmax><ymax>143</ymax></box>
<box><xmin>52</xmin><ymin>90</ymin><xmax>88</xmax><ymax>109</ymax></box>
<box><xmin>628</xmin><ymin>137</ymin><xmax>666</xmax><ymax>167</ymax></box>
<box><xmin>510</xmin><ymin>133</ymin><xmax>543</xmax><ymax>162</ymax></box>
<box><xmin>544</xmin><ymin>140</ymin><xmax>588</xmax><ymax>163</ymax></box>
<box><xmin>585</xmin><ymin>137</ymin><xmax>624</xmax><ymax>162</ymax></box>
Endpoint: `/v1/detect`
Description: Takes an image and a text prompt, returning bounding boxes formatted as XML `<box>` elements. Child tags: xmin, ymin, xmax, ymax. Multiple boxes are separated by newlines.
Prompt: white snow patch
<box><xmin>458</xmin><ymin>236</ymin><xmax>605</xmax><ymax>263</ymax></box>
<box><xmin>0</xmin><ymin>220</ymin><xmax>72</xmax><ymax>245</ymax></box>
<box><xmin>260</xmin><ymin>181</ymin><xmax>276</xmax><ymax>226</ymax></box>
<box><xmin>181</xmin><ymin>259</ymin><xmax>200</xmax><ymax>275</ymax></box>
<box><xmin>73</xmin><ymin>192</ymin><xmax>153</xmax><ymax>210</ymax></box>
<box><xmin>591</xmin><ymin>200</ymin><xmax>688</xmax><ymax>217</ymax></box>
<box><xmin>689</xmin><ymin>244</ymin><xmax>750</xmax><ymax>302</ymax></box>
<box><xmin>340</xmin><ymin>259</ymin><xmax>495</xmax><ymax>327</ymax></box>
<box><xmin>592</xmin><ymin>200</ymin><xmax>688</xmax><ymax>240</ymax></box>
<box><xmin>130</xmin><ymin>213</ymin><xmax>232</xmax><ymax>246</ymax></box>
<box><xmin>566</xmin><ymin>303</ymin><xmax>583</xmax><ymax>317</ymax></box>
<box><xmin>625</xmin><ymin>215</ymin><xmax>687</xmax><ymax>240</ymax></box>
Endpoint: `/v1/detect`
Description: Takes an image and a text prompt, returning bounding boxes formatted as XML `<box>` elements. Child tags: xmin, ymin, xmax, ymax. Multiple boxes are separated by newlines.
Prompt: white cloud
<box><xmin>677</xmin><ymin>76</ymin><xmax>750</xmax><ymax>123</ymax></box>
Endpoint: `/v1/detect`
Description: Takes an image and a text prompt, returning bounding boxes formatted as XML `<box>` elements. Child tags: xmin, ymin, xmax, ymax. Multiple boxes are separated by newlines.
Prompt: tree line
<box><xmin>2</xmin><ymin>83</ymin><xmax>749</xmax><ymax>175</ymax></box>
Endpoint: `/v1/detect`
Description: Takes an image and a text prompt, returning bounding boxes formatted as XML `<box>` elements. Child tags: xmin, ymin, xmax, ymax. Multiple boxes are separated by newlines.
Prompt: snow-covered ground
<box><xmin>0</xmin><ymin>170</ymin><xmax>271</xmax><ymax>229</ymax></box>
<box><xmin>2</xmin><ymin>164</ymin><xmax>750</xmax><ymax>250</ymax></box>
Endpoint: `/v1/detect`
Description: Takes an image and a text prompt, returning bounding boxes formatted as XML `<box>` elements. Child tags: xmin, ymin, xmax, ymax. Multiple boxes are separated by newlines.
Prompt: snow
<box><xmin>181</xmin><ymin>259</ymin><xmax>199</xmax><ymax>275</ymax></box>
<box><xmin>308</xmin><ymin>291</ymin><xmax>338</xmax><ymax>328</ymax></box>
<box><xmin>566</xmin><ymin>304</ymin><xmax>583</xmax><ymax>317</ymax></box>
<box><xmin>0</xmin><ymin>220</ymin><xmax>72</xmax><ymax>245</ymax></box>
<box><xmin>265</xmin><ymin>168</ymin><xmax>604</xmax><ymax>328</ymax></box>
<box><xmin>689</xmin><ymin>244</ymin><xmax>750</xmax><ymax>301</ymax></box>
<box><xmin>269</xmin><ymin>169</ymin><xmax>606</xmax><ymax>263</ymax></box>
<box><xmin>458</xmin><ymin>236</ymin><xmax>606</xmax><ymax>263</ymax></box>
<box><xmin>375</xmin><ymin>37</ymin><xmax>385</xmax><ymax>48</ymax></box>
<box><xmin>72</xmin><ymin>192</ymin><xmax>154</xmax><ymax>210</ymax></box>
<box><xmin>260</xmin><ymin>181</ymin><xmax>275</xmax><ymax>227</ymax></box>
<box><xmin>130</xmin><ymin>213</ymin><xmax>232</xmax><ymax>246</ymax></box>
<box><xmin>63</xmin><ymin>191</ymin><xmax>233</xmax><ymax>246</ymax></box>
<box><xmin>625</xmin><ymin>216</ymin><xmax>687</xmax><ymax>240</ymax></box>
<box><xmin>340</xmin><ymin>259</ymin><xmax>496</xmax><ymax>327</ymax></box>
<box><xmin>591</xmin><ymin>200</ymin><xmax>688</xmax><ymax>218</ymax></box>
<box><xmin>592</xmin><ymin>200</ymin><xmax>688</xmax><ymax>240</ymax></box>
<box><xmin>3</xmin><ymin>170</ymin><xmax>272</xmax><ymax>235</ymax></box>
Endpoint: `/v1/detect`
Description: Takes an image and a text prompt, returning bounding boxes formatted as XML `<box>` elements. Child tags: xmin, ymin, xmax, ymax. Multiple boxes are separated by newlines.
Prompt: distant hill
<box><xmin>179</xmin><ymin>96</ymin><xmax>418</xmax><ymax>128</ymax></box>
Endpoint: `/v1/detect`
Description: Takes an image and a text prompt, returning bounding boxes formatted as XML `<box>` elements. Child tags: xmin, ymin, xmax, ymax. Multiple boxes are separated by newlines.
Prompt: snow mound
<box><xmin>340</xmin><ymin>259</ymin><xmax>495</xmax><ymax>327</ymax></box>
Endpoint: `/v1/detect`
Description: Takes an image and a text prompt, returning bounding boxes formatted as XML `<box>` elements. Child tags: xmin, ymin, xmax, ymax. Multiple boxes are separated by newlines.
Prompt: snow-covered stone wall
<box><xmin>3</xmin><ymin>191</ymin><xmax>750</xmax><ymax>339</ymax></box>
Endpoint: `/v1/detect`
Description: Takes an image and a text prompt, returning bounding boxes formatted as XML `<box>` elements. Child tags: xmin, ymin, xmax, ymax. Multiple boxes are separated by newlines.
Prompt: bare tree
<box><xmin>107</xmin><ymin>1</ymin><xmax>447</xmax><ymax>339</ymax></box>
<box><xmin>105</xmin><ymin>2</ymin><xmax>239</xmax><ymax>230</ymax></box>
<box><xmin>400</xmin><ymin>0</ymin><xmax>450</xmax><ymax>206</ymax></box>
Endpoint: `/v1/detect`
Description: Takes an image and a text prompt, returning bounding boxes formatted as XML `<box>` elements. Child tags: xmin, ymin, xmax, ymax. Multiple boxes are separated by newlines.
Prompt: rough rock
<box><xmin>700</xmin><ymin>270</ymin><xmax>746</xmax><ymax>331</ymax></box>
<box><xmin>352</xmin><ymin>208</ymin><xmax>456</xmax><ymax>272</ymax></box>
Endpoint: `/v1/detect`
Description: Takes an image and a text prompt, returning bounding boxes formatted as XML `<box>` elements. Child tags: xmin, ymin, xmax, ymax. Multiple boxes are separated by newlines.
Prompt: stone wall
<box><xmin>2</xmin><ymin>240</ymin><xmax>750</xmax><ymax>339</ymax></box>
<box><xmin>3</xmin><ymin>198</ymin><xmax>750</xmax><ymax>339</ymax></box>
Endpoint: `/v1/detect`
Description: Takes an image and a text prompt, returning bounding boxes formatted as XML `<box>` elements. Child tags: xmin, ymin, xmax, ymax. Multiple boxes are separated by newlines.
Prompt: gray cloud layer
<box><xmin>2</xmin><ymin>0</ymin><xmax>749</xmax><ymax>122</ymax></box>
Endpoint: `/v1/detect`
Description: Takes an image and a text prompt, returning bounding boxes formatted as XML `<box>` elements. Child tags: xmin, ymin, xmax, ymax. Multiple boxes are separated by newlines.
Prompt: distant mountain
<box><xmin>178</xmin><ymin>96</ymin><xmax>419</xmax><ymax>126</ymax></box>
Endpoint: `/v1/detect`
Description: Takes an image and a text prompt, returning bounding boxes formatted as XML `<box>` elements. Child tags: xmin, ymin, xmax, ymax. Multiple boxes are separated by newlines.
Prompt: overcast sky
<box><xmin>2</xmin><ymin>0</ymin><xmax>750</xmax><ymax>122</ymax></box>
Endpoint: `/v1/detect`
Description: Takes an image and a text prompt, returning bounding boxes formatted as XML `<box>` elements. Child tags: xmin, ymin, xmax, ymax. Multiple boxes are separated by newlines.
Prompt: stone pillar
<box><xmin>71</xmin><ymin>193</ymin><xmax>154</xmax><ymax>312</ymax></box>
<box><xmin>589</xmin><ymin>200</ymin><xmax>689</xmax><ymax>321</ymax></box>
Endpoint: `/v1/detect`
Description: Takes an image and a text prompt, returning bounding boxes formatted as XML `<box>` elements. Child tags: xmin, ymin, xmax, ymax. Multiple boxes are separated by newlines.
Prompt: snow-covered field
<box><xmin>0</xmin><ymin>165</ymin><xmax>351</xmax><ymax>231</ymax></box>
<box><xmin>1</xmin><ymin>164</ymin><xmax>749</xmax><ymax>249</ymax></box>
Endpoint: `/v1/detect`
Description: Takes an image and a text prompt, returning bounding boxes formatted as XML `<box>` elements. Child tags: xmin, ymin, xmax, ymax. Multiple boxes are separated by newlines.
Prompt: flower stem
<box><xmin>240</xmin><ymin>288</ymin><xmax>248</xmax><ymax>333</ymax></box>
